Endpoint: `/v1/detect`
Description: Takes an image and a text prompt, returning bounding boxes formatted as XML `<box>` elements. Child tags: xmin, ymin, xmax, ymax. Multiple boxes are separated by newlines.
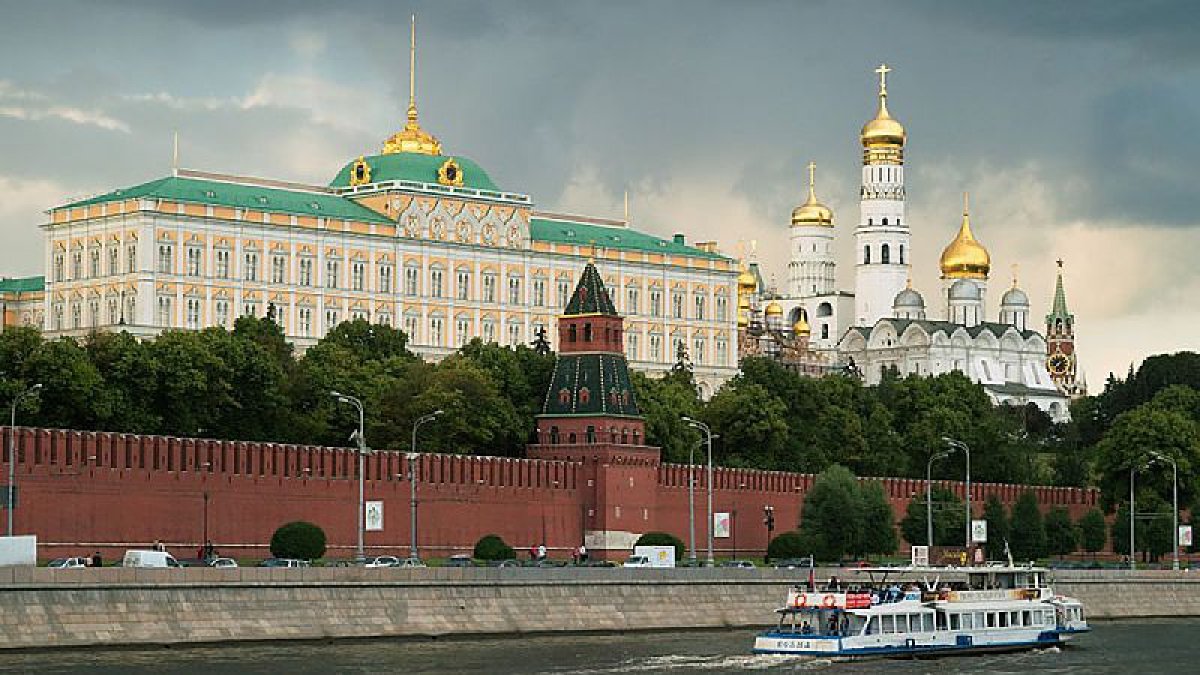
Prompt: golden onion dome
<box><xmin>765</xmin><ymin>301</ymin><xmax>783</xmax><ymax>316</ymax></box>
<box><xmin>737</xmin><ymin>268</ymin><xmax>757</xmax><ymax>293</ymax></box>
<box><xmin>860</xmin><ymin>64</ymin><xmax>906</xmax><ymax>148</ymax></box>
<box><xmin>737</xmin><ymin>294</ymin><xmax>751</xmax><ymax>310</ymax></box>
<box><xmin>939</xmin><ymin>194</ymin><xmax>991</xmax><ymax>279</ymax></box>
<box><xmin>793</xmin><ymin>315</ymin><xmax>811</xmax><ymax>335</ymax></box>
<box><xmin>791</xmin><ymin>162</ymin><xmax>834</xmax><ymax>227</ymax></box>
<box><xmin>737</xmin><ymin>310</ymin><xmax>750</xmax><ymax>328</ymax></box>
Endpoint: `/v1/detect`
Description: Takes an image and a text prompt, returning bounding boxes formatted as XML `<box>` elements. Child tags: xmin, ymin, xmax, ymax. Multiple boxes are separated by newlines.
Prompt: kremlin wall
<box><xmin>1</xmin><ymin>425</ymin><xmax>1099</xmax><ymax>561</ymax></box>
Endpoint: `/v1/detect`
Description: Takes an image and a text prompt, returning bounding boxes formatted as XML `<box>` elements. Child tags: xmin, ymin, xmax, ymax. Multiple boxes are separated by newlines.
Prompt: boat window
<box><xmin>1022</xmin><ymin>610</ymin><xmax>1031</xmax><ymax>626</ymax></box>
<box><xmin>1010</xmin><ymin>611</ymin><xmax>1020</xmax><ymax>626</ymax></box>
<box><xmin>866</xmin><ymin>616</ymin><xmax>879</xmax><ymax>635</ymax></box>
<box><xmin>882</xmin><ymin>615</ymin><xmax>895</xmax><ymax>633</ymax></box>
<box><xmin>949</xmin><ymin>613</ymin><xmax>960</xmax><ymax>631</ymax></box>
<box><xmin>976</xmin><ymin>612</ymin><xmax>985</xmax><ymax>629</ymax></box>
<box><xmin>999</xmin><ymin>612</ymin><xmax>1009</xmax><ymax>628</ymax></box>
<box><xmin>962</xmin><ymin>613</ymin><xmax>973</xmax><ymax>630</ymax></box>
<box><xmin>986</xmin><ymin>612</ymin><xmax>996</xmax><ymax>628</ymax></box>
<box><xmin>936</xmin><ymin>612</ymin><xmax>948</xmax><ymax>630</ymax></box>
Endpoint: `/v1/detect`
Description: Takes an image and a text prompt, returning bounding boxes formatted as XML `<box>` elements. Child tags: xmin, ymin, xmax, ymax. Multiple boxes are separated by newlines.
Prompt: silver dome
<box><xmin>892</xmin><ymin>287</ymin><xmax>926</xmax><ymax>309</ymax></box>
<box><xmin>948</xmin><ymin>278</ymin><xmax>982</xmax><ymax>301</ymax></box>
<box><xmin>1001</xmin><ymin>286</ymin><xmax>1029</xmax><ymax>306</ymax></box>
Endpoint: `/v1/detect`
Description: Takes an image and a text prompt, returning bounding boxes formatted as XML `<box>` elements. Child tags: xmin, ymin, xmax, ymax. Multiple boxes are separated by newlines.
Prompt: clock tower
<box><xmin>1045</xmin><ymin>260</ymin><xmax>1082</xmax><ymax>396</ymax></box>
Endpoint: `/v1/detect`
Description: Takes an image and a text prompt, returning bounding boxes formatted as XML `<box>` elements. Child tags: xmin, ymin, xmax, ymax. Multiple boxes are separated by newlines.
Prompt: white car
<box><xmin>47</xmin><ymin>557</ymin><xmax>90</xmax><ymax>569</ymax></box>
<box><xmin>122</xmin><ymin>550</ymin><xmax>181</xmax><ymax>568</ymax></box>
<box><xmin>208</xmin><ymin>557</ymin><xmax>238</xmax><ymax>568</ymax></box>
<box><xmin>365</xmin><ymin>556</ymin><xmax>402</xmax><ymax>568</ymax></box>
<box><xmin>623</xmin><ymin>555</ymin><xmax>653</xmax><ymax>568</ymax></box>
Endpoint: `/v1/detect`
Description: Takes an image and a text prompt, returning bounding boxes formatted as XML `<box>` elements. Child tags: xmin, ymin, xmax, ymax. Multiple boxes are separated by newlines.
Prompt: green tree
<box><xmin>1078</xmin><ymin>508</ymin><xmax>1108</xmax><ymax>556</ymax></box>
<box><xmin>634</xmin><ymin>531</ymin><xmax>686</xmax><ymax>560</ymax></box>
<box><xmin>899</xmin><ymin>487</ymin><xmax>965</xmax><ymax>547</ymax></box>
<box><xmin>858</xmin><ymin>481</ymin><xmax>898</xmax><ymax>557</ymax></box>
<box><xmin>1111</xmin><ymin>494</ymin><xmax>1174</xmax><ymax>562</ymax></box>
<box><xmin>82</xmin><ymin>331</ymin><xmax>161</xmax><ymax>433</ymax></box>
<box><xmin>1009</xmin><ymin>491</ymin><xmax>1047</xmax><ymax>561</ymax></box>
<box><xmin>703</xmin><ymin>382</ymin><xmax>789</xmax><ymax>469</ymax></box>
<box><xmin>1044</xmin><ymin>506</ymin><xmax>1078</xmax><ymax>557</ymax></box>
<box><xmin>270</xmin><ymin>521</ymin><xmax>327</xmax><ymax>560</ymax></box>
<box><xmin>767</xmin><ymin>531</ymin><xmax>807</xmax><ymax>560</ymax></box>
<box><xmin>473</xmin><ymin>534</ymin><xmax>515</xmax><ymax>561</ymax></box>
<box><xmin>1094</xmin><ymin>404</ymin><xmax>1198</xmax><ymax>511</ymax></box>
<box><xmin>981</xmin><ymin>495</ymin><xmax>1011</xmax><ymax>560</ymax></box>
<box><xmin>797</xmin><ymin>465</ymin><xmax>864</xmax><ymax>562</ymax></box>
<box><xmin>631</xmin><ymin>370</ymin><xmax>699</xmax><ymax>464</ymax></box>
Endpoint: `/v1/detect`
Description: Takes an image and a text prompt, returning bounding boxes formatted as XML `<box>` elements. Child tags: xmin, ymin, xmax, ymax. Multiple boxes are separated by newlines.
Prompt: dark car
<box><xmin>718</xmin><ymin>560</ymin><xmax>756</xmax><ymax>569</ymax></box>
<box><xmin>446</xmin><ymin>555</ymin><xmax>474</xmax><ymax>567</ymax></box>
<box><xmin>772</xmin><ymin>558</ymin><xmax>813</xmax><ymax>570</ymax></box>
<box><xmin>258</xmin><ymin>558</ymin><xmax>309</xmax><ymax>568</ymax></box>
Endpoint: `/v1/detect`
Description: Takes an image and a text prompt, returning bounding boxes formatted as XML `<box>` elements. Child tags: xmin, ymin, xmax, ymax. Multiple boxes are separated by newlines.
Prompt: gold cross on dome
<box><xmin>807</xmin><ymin>161</ymin><xmax>816</xmax><ymax>189</ymax></box>
<box><xmin>875</xmin><ymin>63</ymin><xmax>891</xmax><ymax>95</ymax></box>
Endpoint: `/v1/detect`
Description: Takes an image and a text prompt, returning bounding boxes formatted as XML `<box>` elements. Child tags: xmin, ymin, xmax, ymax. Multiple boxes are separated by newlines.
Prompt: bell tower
<box><xmin>855</xmin><ymin>63</ymin><xmax>911</xmax><ymax>326</ymax></box>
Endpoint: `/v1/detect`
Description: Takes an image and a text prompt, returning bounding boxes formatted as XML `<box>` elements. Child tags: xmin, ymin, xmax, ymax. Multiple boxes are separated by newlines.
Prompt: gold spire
<box><xmin>939</xmin><ymin>191</ymin><xmax>991</xmax><ymax>279</ymax></box>
<box><xmin>382</xmin><ymin>15</ymin><xmax>442</xmax><ymax>156</ymax></box>
<box><xmin>860</xmin><ymin>62</ymin><xmax>906</xmax><ymax>152</ymax></box>
<box><xmin>790</xmin><ymin>161</ymin><xmax>834</xmax><ymax>227</ymax></box>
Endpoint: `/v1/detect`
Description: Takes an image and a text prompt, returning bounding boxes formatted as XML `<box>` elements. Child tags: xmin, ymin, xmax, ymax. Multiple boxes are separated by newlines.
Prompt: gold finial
<box><xmin>382</xmin><ymin>14</ymin><xmax>442</xmax><ymax>155</ymax></box>
<box><xmin>587</xmin><ymin>238</ymin><xmax>597</xmax><ymax>262</ymax></box>
<box><xmin>906</xmin><ymin>276</ymin><xmax>913</xmax><ymax>290</ymax></box>
<box><xmin>875</xmin><ymin>63</ymin><xmax>891</xmax><ymax>97</ymax></box>
<box><xmin>807</xmin><ymin>161</ymin><xmax>817</xmax><ymax>199</ymax></box>
<box><xmin>963</xmin><ymin>191</ymin><xmax>970</xmax><ymax>215</ymax></box>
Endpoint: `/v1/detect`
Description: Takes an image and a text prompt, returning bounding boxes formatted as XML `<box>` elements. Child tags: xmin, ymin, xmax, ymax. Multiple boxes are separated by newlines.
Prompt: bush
<box><xmin>270</xmin><ymin>521</ymin><xmax>327</xmax><ymax>560</ymax></box>
<box><xmin>634</xmin><ymin>531</ymin><xmax>686</xmax><ymax>560</ymax></box>
<box><xmin>473</xmin><ymin>534</ymin><xmax>515</xmax><ymax>561</ymax></box>
<box><xmin>767</xmin><ymin>531</ymin><xmax>806</xmax><ymax>560</ymax></box>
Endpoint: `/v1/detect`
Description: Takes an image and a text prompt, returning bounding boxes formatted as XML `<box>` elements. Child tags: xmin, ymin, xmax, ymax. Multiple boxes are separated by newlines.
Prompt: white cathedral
<box><xmin>765</xmin><ymin>64</ymin><xmax>1077</xmax><ymax>422</ymax></box>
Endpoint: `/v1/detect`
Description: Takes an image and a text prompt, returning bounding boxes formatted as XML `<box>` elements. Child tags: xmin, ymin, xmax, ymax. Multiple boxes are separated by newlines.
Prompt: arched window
<box><xmin>881</xmin><ymin>244</ymin><xmax>890</xmax><ymax>264</ymax></box>
<box><xmin>550</xmin><ymin>426</ymin><xmax>560</xmax><ymax>444</ymax></box>
<box><xmin>568</xmin><ymin>432</ymin><xmax>577</xmax><ymax>444</ymax></box>
<box><xmin>584</xmin><ymin>323</ymin><xmax>593</xmax><ymax>341</ymax></box>
<box><xmin>568</xmin><ymin>323</ymin><xmax>577</xmax><ymax>342</ymax></box>
<box><xmin>899</xmin><ymin>244</ymin><xmax>905</xmax><ymax>264</ymax></box>
<box><xmin>882</xmin><ymin>218</ymin><xmax>888</xmax><ymax>226</ymax></box>
<box><xmin>868</xmin><ymin>218</ymin><xmax>873</xmax><ymax>226</ymax></box>
<box><xmin>821</xmin><ymin>324</ymin><xmax>829</xmax><ymax>340</ymax></box>
<box><xmin>863</xmin><ymin>246</ymin><xmax>871</xmax><ymax>264</ymax></box>
<box><xmin>586</xmin><ymin>426</ymin><xmax>596</xmax><ymax>444</ymax></box>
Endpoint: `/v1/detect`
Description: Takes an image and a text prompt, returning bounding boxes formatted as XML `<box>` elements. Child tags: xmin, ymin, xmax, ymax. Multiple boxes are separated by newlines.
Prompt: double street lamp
<box><xmin>926</xmin><ymin>448</ymin><xmax>954</xmax><ymax>551</ymax></box>
<box><xmin>409</xmin><ymin>410</ymin><xmax>443</xmax><ymax>560</ymax></box>
<box><xmin>331</xmin><ymin>391</ymin><xmax>368</xmax><ymax>561</ymax></box>
<box><xmin>1140</xmin><ymin>451</ymin><xmax>1180</xmax><ymax>572</ymax></box>
<box><xmin>7</xmin><ymin>383</ymin><xmax>42</xmax><ymax>537</ymax></box>
<box><xmin>682</xmin><ymin>417</ymin><xmax>714</xmax><ymax>566</ymax></box>
<box><xmin>943</xmin><ymin>437</ymin><xmax>973</xmax><ymax>551</ymax></box>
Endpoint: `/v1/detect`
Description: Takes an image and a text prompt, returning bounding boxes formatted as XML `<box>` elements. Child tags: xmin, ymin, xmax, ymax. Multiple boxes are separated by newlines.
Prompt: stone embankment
<box><xmin>0</xmin><ymin>567</ymin><xmax>1194</xmax><ymax>650</ymax></box>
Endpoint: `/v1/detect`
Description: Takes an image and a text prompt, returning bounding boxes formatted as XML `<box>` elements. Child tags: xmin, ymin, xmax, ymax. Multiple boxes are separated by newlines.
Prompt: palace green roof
<box><xmin>329</xmin><ymin>152</ymin><xmax>499</xmax><ymax>192</ymax></box>
<box><xmin>530</xmin><ymin>217</ymin><xmax>728</xmax><ymax>260</ymax></box>
<box><xmin>0</xmin><ymin>275</ymin><xmax>44</xmax><ymax>293</ymax></box>
<box><xmin>61</xmin><ymin>176</ymin><xmax>393</xmax><ymax>224</ymax></box>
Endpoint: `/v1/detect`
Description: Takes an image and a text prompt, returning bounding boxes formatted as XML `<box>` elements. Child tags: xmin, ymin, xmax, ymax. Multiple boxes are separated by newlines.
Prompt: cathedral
<box><xmin>743</xmin><ymin>64</ymin><xmax>1082</xmax><ymax>421</ymax></box>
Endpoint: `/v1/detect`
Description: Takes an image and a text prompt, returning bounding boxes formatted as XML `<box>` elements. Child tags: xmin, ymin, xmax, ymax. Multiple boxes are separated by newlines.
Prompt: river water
<box><xmin>1</xmin><ymin>620</ymin><xmax>1192</xmax><ymax>674</ymax></box>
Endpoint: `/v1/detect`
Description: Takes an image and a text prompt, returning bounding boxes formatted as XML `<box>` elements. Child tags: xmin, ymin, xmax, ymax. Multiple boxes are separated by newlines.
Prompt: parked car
<box><xmin>495</xmin><ymin>559</ymin><xmax>521</xmax><ymax>568</ymax></box>
<box><xmin>208</xmin><ymin>557</ymin><xmax>238</xmax><ymax>568</ymax></box>
<box><xmin>122</xmin><ymin>550</ymin><xmax>181</xmax><ymax>568</ymax></box>
<box><xmin>365</xmin><ymin>556</ymin><xmax>402</xmax><ymax>568</ymax></box>
<box><xmin>47</xmin><ymin>557</ymin><xmax>90</xmax><ymax>569</ymax></box>
<box><xmin>718</xmin><ymin>560</ymin><xmax>756</xmax><ymax>569</ymax></box>
<box><xmin>258</xmin><ymin>558</ymin><xmax>309</xmax><ymax>568</ymax></box>
<box><xmin>772</xmin><ymin>558</ymin><xmax>813</xmax><ymax>570</ymax></box>
<box><xmin>623</xmin><ymin>555</ymin><xmax>653</xmax><ymax>568</ymax></box>
<box><xmin>446</xmin><ymin>554</ymin><xmax>474</xmax><ymax>567</ymax></box>
<box><xmin>398</xmin><ymin>557</ymin><xmax>426</xmax><ymax>568</ymax></box>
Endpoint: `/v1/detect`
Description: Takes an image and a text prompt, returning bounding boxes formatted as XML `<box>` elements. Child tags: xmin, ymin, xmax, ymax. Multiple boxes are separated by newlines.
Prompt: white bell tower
<box><xmin>854</xmin><ymin>63</ymin><xmax>911</xmax><ymax>326</ymax></box>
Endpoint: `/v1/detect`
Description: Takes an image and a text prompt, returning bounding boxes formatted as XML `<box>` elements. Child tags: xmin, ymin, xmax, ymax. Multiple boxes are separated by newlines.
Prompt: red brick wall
<box><xmin>1</xmin><ymin>427</ymin><xmax>1100</xmax><ymax>562</ymax></box>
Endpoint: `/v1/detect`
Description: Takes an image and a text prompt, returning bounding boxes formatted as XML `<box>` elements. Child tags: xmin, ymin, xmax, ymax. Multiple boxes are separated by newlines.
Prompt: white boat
<box><xmin>753</xmin><ymin>563</ymin><xmax>1089</xmax><ymax>658</ymax></box>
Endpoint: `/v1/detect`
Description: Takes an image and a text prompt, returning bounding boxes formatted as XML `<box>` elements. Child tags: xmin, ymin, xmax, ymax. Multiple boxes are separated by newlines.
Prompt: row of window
<box><xmin>863</xmin><ymin>243</ymin><xmax>905</xmax><ymax>265</ymax></box>
<box><xmin>868</xmin><ymin>608</ymin><xmax>1052</xmax><ymax>635</ymax></box>
<box><xmin>53</xmin><ymin>244</ymin><xmax>137</xmax><ymax>282</ymax></box>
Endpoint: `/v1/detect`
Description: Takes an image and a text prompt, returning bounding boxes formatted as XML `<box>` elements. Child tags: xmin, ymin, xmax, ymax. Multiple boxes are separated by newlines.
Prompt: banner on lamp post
<box><xmin>911</xmin><ymin>545</ymin><xmax>929</xmax><ymax>567</ymax></box>
<box><xmin>971</xmin><ymin>519</ymin><xmax>988</xmax><ymax>544</ymax></box>
<box><xmin>365</xmin><ymin>501</ymin><xmax>384</xmax><ymax>532</ymax></box>
<box><xmin>713</xmin><ymin>512</ymin><xmax>730</xmax><ymax>538</ymax></box>
<box><xmin>1180</xmin><ymin>525</ymin><xmax>1193</xmax><ymax>548</ymax></box>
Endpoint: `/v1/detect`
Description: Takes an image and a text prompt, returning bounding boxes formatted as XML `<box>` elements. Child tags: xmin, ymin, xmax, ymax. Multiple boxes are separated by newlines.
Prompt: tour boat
<box><xmin>753</xmin><ymin>563</ymin><xmax>1089</xmax><ymax>658</ymax></box>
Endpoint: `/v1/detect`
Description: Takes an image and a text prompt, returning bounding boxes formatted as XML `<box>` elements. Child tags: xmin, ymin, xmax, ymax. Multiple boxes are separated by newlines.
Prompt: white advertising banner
<box><xmin>971</xmin><ymin>519</ymin><xmax>988</xmax><ymax>544</ymax></box>
<box><xmin>911</xmin><ymin>545</ymin><xmax>929</xmax><ymax>567</ymax></box>
<box><xmin>365</xmin><ymin>500</ymin><xmax>384</xmax><ymax>532</ymax></box>
<box><xmin>1180</xmin><ymin>525</ymin><xmax>1193</xmax><ymax>548</ymax></box>
<box><xmin>714</xmin><ymin>512</ymin><xmax>731</xmax><ymax>538</ymax></box>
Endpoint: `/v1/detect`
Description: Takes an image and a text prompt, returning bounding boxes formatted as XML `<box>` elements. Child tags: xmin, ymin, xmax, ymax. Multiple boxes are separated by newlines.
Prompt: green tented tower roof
<box><xmin>563</xmin><ymin>261</ymin><xmax>617</xmax><ymax>316</ymax></box>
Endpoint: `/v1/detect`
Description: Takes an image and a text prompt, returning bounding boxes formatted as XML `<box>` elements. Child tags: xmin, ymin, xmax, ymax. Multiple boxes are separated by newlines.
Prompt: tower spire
<box><xmin>382</xmin><ymin>14</ymin><xmax>442</xmax><ymax>155</ymax></box>
<box><xmin>1050</xmin><ymin>258</ymin><xmax>1071</xmax><ymax>318</ymax></box>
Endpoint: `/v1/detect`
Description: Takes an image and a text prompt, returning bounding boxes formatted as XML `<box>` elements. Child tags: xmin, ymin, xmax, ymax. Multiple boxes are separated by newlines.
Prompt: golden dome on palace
<box><xmin>383</xmin><ymin>106</ymin><xmax>442</xmax><ymax>156</ymax></box>
<box><xmin>765</xmin><ymin>301</ymin><xmax>783</xmax><ymax>316</ymax></box>
<box><xmin>791</xmin><ymin>162</ymin><xmax>834</xmax><ymax>227</ymax></box>
<box><xmin>939</xmin><ymin>199</ymin><xmax>991</xmax><ymax>279</ymax></box>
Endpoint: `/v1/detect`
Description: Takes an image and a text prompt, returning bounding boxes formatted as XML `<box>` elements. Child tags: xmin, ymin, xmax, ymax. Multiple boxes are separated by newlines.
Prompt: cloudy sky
<box><xmin>2</xmin><ymin>0</ymin><xmax>1197</xmax><ymax>385</ymax></box>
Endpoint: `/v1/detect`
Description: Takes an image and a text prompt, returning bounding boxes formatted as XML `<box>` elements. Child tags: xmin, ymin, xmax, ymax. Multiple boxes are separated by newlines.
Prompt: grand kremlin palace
<box><xmin>9</xmin><ymin>47</ymin><xmax>740</xmax><ymax>395</ymax></box>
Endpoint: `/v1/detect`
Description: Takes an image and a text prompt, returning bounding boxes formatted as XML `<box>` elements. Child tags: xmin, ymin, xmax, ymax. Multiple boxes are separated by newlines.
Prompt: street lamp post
<box><xmin>762</xmin><ymin>505</ymin><xmax>775</xmax><ymax>564</ymax></box>
<box><xmin>331</xmin><ymin>391</ymin><xmax>368</xmax><ymax>562</ymax></box>
<box><xmin>1148</xmin><ymin>451</ymin><xmax>1180</xmax><ymax>571</ymax></box>
<box><xmin>926</xmin><ymin>449</ymin><xmax>953</xmax><ymax>551</ymax></box>
<box><xmin>409</xmin><ymin>410</ymin><xmax>443</xmax><ymax>560</ymax></box>
<box><xmin>943</xmin><ymin>438</ymin><xmax>972</xmax><ymax>551</ymax></box>
<box><xmin>683</xmin><ymin>417</ymin><xmax>714</xmax><ymax>566</ymax></box>
<box><xmin>7</xmin><ymin>383</ymin><xmax>41</xmax><ymax>537</ymax></box>
<box><xmin>687</xmin><ymin>437</ymin><xmax>701</xmax><ymax>564</ymax></box>
<box><xmin>1130</xmin><ymin>464</ymin><xmax>1137</xmax><ymax>571</ymax></box>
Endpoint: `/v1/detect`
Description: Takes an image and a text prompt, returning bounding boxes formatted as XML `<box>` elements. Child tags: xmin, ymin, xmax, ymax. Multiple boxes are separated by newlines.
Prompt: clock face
<box><xmin>1047</xmin><ymin>353</ymin><xmax>1070</xmax><ymax>375</ymax></box>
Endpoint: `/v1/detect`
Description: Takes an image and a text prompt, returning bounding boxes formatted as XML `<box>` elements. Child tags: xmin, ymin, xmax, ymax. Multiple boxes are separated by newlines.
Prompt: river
<box><xmin>0</xmin><ymin>620</ymin><xmax>1192</xmax><ymax>673</ymax></box>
